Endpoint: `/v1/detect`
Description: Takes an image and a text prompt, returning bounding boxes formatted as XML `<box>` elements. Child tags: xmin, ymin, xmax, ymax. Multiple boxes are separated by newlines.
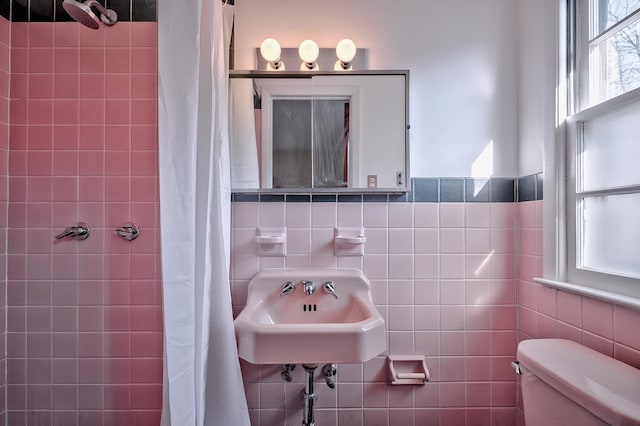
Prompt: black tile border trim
<box><xmin>517</xmin><ymin>173</ymin><xmax>543</xmax><ymax>202</ymax></box>
<box><xmin>311</xmin><ymin>194</ymin><xmax>337</xmax><ymax>203</ymax></box>
<box><xmin>363</xmin><ymin>194</ymin><xmax>388</xmax><ymax>203</ymax></box>
<box><xmin>259</xmin><ymin>194</ymin><xmax>285</xmax><ymax>203</ymax></box>
<box><xmin>0</xmin><ymin>1</ymin><xmax>10</xmax><ymax>20</ymax></box>
<box><xmin>231</xmin><ymin>176</ymin><xmax>543</xmax><ymax>203</ymax></box>
<box><xmin>439</xmin><ymin>178</ymin><xmax>465</xmax><ymax>202</ymax></box>
<box><xmin>412</xmin><ymin>178</ymin><xmax>438</xmax><ymax>202</ymax></box>
<box><xmin>232</xmin><ymin>193</ymin><xmax>259</xmax><ymax>202</ymax></box>
<box><xmin>285</xmin><ymin>194</ymin><xmax>310</xmax><ymax>203</ymax></box>
<box><xmin>337</xmin><ymin>194</ymin><xmax>363</xmax><ymax>203</ymax></box>
<box><xmin>535</xmin><ymin>173</ymin><xmax>544</xmax><ymax>201</ymax></box>
<box><xmin>4</xmin><ymin>0</ymin><xmax>156</xmax><ymax>22</ymax></box>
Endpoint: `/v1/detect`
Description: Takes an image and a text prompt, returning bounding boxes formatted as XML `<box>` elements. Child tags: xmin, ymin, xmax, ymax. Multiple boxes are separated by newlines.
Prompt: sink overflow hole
<box><xmin>303</xmin><ymin>304</ymin><xmax>317</xmax><ymax>312</ymax></box>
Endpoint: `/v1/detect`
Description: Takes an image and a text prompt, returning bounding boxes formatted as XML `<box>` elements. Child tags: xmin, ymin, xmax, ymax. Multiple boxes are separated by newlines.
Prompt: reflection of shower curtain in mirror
<box><xmin>313</xmin><ymin>99</ymin><xmax>349</xmax><ymax>188</ymax></box>
<box><xmin>229</xmin><ymin>79</ymin><xmax>260</xmax><ymax>188</ymax></box>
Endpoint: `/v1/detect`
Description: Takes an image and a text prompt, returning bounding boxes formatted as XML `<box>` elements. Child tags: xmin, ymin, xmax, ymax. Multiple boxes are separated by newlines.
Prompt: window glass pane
<box><xmin>592</xmin><ymin>18</ymin><xmax>640</xmax><ymax>101</ymax></box>
<box><xmin>592</xmin><ymin>0</ymin><xmax>640</xmax><ymax>37</ymax></box>
<box><xmin>582</xmin><ymin>193</ymin><xmax>640</xmax><ymax>277</ymax></box>
<box><xmin>581</xmin><ymin>99</ymin><xmax>640</xmax><ymax>190</ymax></box>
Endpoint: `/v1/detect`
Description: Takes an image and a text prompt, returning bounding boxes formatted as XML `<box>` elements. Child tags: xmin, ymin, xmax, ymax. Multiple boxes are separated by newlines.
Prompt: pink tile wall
<box><xmin>516</xmin><ymin>201</ymin><xmax>640</xmax><ymax>422</ymax></box>
<box><xmin>231</xmin><ymin>201</ymin><xmax>518</xmax><ymax>426</ymax></box>
<box><xmin>0</xmin><ymin>14</ymin><xmax>10</xmax><ymax>426</ymax></box>
<box><xmin>7</xmin><ymin>22</ymin><xmax>161</xmax><ymax>425</ymax></box>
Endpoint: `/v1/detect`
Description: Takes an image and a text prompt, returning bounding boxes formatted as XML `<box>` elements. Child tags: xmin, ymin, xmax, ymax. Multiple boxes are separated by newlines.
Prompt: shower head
<box><xmin>62</xmin><ymin>0</ymin><xmax>118</xmax><ymax>30</ymax></box>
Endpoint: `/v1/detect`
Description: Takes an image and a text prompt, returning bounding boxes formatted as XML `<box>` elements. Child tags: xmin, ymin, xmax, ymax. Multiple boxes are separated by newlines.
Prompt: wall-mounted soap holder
<box><xmin>334</xmin><ymin>227</ymin><xmax>366</xmax><ymax>256</ymax></box>
<box><xmin>387</xmin><ymin>356</ymin><xmax>430</xmax><ymax>385</ymax></box>
<box><xmin>255</xmin><ymin>227</ymin><xmax>286</xmax><ymax>257</ymax></box>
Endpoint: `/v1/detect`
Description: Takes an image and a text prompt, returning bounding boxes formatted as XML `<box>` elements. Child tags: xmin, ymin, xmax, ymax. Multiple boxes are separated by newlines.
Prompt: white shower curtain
<box><xmin>158</xmin><ymin>0</ymin><xmax>250</xmax><ymax>425</ymax></box>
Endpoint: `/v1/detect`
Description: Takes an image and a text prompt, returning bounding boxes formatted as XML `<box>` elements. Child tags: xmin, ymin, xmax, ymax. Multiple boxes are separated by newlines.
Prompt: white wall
<box><xmin>517</xmin><ymin>0</ymin><xmax>558</xmax><ymax>176</ymax></box>
<box><xmin>234</xmin><ymin>0</ymin><xmax>520</xmax><ymax>178</ymax></box>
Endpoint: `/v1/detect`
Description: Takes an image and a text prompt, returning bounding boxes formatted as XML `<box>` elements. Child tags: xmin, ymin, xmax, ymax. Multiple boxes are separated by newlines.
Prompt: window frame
<box><xmin>558</xmin><ymin>0</ymin><xmax>640</xmax><ymax>301</ymax></box>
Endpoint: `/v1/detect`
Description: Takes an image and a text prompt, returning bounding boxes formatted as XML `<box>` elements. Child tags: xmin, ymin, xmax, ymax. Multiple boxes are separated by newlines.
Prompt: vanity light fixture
<box><xmin>260</xmin><ymin>38</ymin><xmax>284</xmax><ymax>70</ymax></box>
<box><xmin>335</xmin><ymin>38</ymin><xmax>357</xmax><ymax>70</ymax></box>
<box><xmin>298</xmin><ymin>39</ymin><xmax>320</xmax><ymax>70</ymax></box>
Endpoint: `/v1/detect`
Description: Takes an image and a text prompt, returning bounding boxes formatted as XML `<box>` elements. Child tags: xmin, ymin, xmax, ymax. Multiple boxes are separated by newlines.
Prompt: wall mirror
<box><xmin>229</xmin><ymin>70</ymin><xmax>409</xmax><ymax>192</ymax></box>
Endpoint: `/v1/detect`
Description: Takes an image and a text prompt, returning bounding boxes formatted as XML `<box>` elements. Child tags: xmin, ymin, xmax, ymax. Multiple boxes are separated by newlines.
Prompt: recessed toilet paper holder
<box><xmin>388</xmin><ymin>356</ymin><xmax>430</xmax><ymax>385</ymax></box>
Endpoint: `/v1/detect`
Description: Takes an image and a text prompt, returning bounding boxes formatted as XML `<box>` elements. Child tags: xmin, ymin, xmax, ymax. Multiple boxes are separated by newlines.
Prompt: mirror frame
<box><xmin>229</xmin><ymin>69</ymin><xmax>410</xmax><ymax>193</ymax></box>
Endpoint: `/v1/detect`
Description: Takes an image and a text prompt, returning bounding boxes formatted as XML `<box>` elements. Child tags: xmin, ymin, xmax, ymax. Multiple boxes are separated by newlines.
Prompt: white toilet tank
<box><xmin>517</xmin><ymin>339</ymin><xmax>640</xmax><ymax>426</ymax></box>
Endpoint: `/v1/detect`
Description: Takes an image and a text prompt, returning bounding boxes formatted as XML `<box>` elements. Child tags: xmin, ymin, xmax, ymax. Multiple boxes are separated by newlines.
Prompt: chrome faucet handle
<box><xmin>302</xmin><ymin>280</ymin><xmax>316</xmax><ymax>295</ymax></box>
<box><xmin>279</xmin><ymin>281</ymin><xmax>296</xmax><ymax>296</ymax></box>
<box><xmin>323</xmin><ymin>281</ymin><xmax>339</xmax><ymax>299</ymax></box>
<box><xmin>114</xmin><ymin>222</ymin><xmax>140</xmax><ymax>241</ymax></box>
<box><xmin>55</xmin><ymin>222</ymin><xmax>91</xmax><ymax>240</ymax></box>
<box><xmin>55</xmin><ymin>229</ymin><xmax>75</xmax><ymax>239</ymax></box>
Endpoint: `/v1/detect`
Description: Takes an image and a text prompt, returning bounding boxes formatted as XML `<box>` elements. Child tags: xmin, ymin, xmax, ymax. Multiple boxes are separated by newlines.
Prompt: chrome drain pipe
<box><xmin>301</xmin><ymin>364</ymin><xmax>318</xmax><ymax>426</ymax></box>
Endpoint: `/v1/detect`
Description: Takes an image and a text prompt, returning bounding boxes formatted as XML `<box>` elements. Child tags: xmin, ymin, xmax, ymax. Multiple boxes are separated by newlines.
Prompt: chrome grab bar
<box><xmin>55</xmin><ymin>222</ymin><xmax>91</xmax><ymax>240</ymax></box>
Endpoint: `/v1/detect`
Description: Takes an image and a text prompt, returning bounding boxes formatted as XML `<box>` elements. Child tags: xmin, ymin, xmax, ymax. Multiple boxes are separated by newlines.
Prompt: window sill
<box><xmin>534</xmin><ymin>278</ymin><xmax>640</xmax><ymax>311</ymax></box>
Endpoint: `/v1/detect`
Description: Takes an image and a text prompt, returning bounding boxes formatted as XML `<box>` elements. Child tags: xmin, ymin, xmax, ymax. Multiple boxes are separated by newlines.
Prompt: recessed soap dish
<box><xmin>387</xmin><ymin>356</ymin><xmax>430</xmax><ymax>385</ymax></box>
<box><xmin>255</xmin><ymin>227</ymin><xmax>286</xmax><ymax>257</ymax></box>
<box><xmin>334</xmin><ymin>227</ymin><xmax>366</xmax><ymax>256</ymax></box>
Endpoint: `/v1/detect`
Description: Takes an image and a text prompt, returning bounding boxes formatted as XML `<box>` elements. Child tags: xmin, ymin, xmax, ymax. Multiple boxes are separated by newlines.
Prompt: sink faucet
<box><xmin>302</xmin><ymin>280</ymin><xmax>316</xmax><ymax>295</ymax></box>
<box><xmin>323</xmin><ymin>281</ymin><xmax>339</xmax><ymax>299</ymax></box>
<box><xmin>279</xmin><ymin>281</ymin><xmax>296</xmax><ymax>296</ymax></box>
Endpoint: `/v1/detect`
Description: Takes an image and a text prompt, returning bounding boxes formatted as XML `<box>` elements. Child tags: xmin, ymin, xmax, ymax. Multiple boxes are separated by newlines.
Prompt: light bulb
<box><xmin>260</xmin><ymin>38</ymin><xmax>281</xmax><ymax>63</ymax></box>
<box><xmin>336</xmin><ymin>39</ymin><xmax>356</xmax><ymax>64</ymax></box>
<box><xmin>298</xmin><ymin>39</ymin><xmax>319</xmax><ymax>64</ymax></box>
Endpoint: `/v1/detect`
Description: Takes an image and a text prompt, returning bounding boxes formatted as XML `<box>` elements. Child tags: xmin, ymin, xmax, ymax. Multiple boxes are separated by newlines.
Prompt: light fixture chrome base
<box><xmin>300</xmin><ymin>61</ymin><xmax>319</xmax><ymax>71</ymax></box>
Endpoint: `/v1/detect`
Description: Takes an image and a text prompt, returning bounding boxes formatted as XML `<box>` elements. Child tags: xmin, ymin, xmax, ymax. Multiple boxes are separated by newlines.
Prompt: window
<box><xmin>566</xmin><ymin>0</ymin><xmax>640</xmax><ymax>298</ymax></box>
<box><xmin>578</xmin><ymin>0</ymin><xmax>640</xmax><ymax>108</ymax></box>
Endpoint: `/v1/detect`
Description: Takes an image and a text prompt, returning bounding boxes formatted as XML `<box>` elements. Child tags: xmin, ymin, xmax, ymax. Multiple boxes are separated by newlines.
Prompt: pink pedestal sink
<box><xmin>234</xmin><ymin>269</ymin><xmax>386</xmax><ymax>365</ymax></box>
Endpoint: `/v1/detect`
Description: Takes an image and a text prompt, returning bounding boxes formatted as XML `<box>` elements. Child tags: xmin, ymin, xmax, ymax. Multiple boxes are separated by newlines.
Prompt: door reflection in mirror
<box><xmin>272</xmin><ymin>98</ymin><xmax>350</xmax><ymax>188</ymax></box>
